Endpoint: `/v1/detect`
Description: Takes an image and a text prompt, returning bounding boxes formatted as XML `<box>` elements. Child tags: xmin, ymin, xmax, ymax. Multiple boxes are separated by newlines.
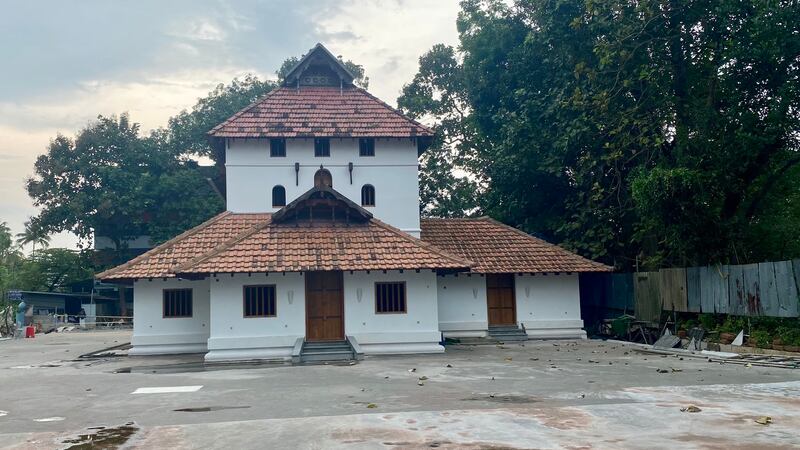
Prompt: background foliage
<box><xmin>399</xmin><ymin>0</ymin><xmax>800</xmax><ymax>270</ymax></box>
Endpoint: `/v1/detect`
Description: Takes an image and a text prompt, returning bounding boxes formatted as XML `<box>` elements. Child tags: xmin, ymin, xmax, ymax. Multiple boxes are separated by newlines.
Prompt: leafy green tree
<box><xmin>404</xmin><ymin>0</ymin><xmax>800</xmax><ymax>269</ymax></box>
<box><xmin>398</xmin><ymin>44</ymin><xmax>484</xmax><ymax>217</ymax></box>
<box><xmin>16</xmin><ymin>248</ymin><xmax>93</xmax><ymax>292</ymax></box>
<box><xmin>26</xmin><ymin>114</ymin><xmax>223</xmax><ymax>251</ymax></box>
<box><xmin>15</xmin><ymin>217</ymin><xmax>50</xmax><ymax>254</ymax></box>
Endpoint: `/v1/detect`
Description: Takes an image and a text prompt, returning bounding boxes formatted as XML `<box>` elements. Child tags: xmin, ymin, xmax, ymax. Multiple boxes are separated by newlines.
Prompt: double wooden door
<box><xmin>305</xmin><ymin>271</ymin><xmax>344</xmax><ymax>341</ymax></box>
<box><xmin>487</xmin><ymin>274</ymin><xmax>516</xmax><ymax>326</ymax></box>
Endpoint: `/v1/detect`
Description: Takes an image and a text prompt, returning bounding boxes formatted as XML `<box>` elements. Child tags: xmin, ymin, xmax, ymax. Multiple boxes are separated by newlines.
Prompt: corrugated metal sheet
<box><xmin>586</xmin><ymin>260</ymin><xmax>800</xmax><ymax>321</ymax></box>
<box><xmin>634</xmin><ymin>272</ymin><xmax>662</xmax><ymax>324</ymax></box>
<box><xmin>659</xmin><ymin>268</ymin><xmax>688</xmax><ymax>312</ymax></box>
<box><xmin>686</xmin><ymin>267</ymin><xmax>702</xmax><ymax>312</ymax></box>
<box><xmin>611</xmin><ymin>273</ymin><xmax>634</xmax><ymax>312</ymax></box>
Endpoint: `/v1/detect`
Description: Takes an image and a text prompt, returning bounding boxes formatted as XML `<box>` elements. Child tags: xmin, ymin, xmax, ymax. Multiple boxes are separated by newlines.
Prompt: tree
<box><xmin>398</xmin><ymin>44</ymin><xmax>484</xmax><ymax>217</ymax></box>
<box><xmin>26</xmin><ymin>114</ymin><xmax>224</xmax><ymax>251</ymax></box>
<box><xmin>15</xmin><ymin>248</ymin><xmax>93</xmax><ymax>293</ymax></box>
<box><xmin>403</xmin><ymin>0</ymin><xmax>800</xmax><ymax>269</ymax></box>
<box><xmin>15</xmin><ymin>217</ymin><xmax>50</xmax><ymax>254</ymax></box>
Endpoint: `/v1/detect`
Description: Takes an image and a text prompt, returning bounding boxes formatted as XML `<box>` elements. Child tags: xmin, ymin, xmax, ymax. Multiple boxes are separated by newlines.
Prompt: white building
<box><xmin>98</xmin><ymin>44</ymin><xmax>610</xmax><ymax>362</ymax></box>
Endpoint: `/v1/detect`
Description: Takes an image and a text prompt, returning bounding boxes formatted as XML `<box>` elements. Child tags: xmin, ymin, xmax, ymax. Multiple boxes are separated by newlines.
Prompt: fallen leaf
<box><xmin>755</xmin><ymin>416</ymin><xmax>772</xmax><ymax>425</ymax></box>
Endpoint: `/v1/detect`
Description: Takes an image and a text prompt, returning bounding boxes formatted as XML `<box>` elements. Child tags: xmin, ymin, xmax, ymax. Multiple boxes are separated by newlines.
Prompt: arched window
<box><xmin>272</xmin><ymin>185</ymin><xmax>286</xmax><ymax>207</ymax></box>
<box><xmin>361</xmin><ymin>184</ymin><xmax>375</xmax><ymax>207</ymax></box>
<box><xmin>314</xmin><ymin>169</ymin><xmax>333</xmax><ymax>188</ymax></box>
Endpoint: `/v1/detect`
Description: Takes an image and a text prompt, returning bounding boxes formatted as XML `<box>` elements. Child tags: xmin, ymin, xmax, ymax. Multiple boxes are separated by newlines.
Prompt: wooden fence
<box><xmin>580</xmin><ymin>259</ymin><xmax>800</xmax><ymax>325</ymax></box>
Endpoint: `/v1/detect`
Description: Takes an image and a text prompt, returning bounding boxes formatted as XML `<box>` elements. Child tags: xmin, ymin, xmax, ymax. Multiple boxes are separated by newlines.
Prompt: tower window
<box><xmin>270</xmin><ymin>138</ymin><xmax>286</xmax><ymax>157</ymax></box>
<box><xmin>314</xmin><ymin>138</ymin><xmax>330</xmax><ymax>157</ymax></box>
<box><xmin>359</xmin><ymin>138</ymin><xmax>375</xmax><ymax>157</ymax></box>
<box><xmin>361</xmin><ymin>184</ymin><xmax>375</xmax><ymax>207</ymax></box>
<box><xmin>272</xmin><ymin>185</ymin><xmax>286</xmax><ymax>207</ymax></box>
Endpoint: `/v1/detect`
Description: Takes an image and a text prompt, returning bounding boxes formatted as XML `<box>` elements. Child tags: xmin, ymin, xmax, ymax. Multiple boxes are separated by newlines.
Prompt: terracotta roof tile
<box><xmin>96</xmin><ymin>212</ymin><xmax>267</xmax><ymax>281</ymax></box>
<box><xmin>175</xmin><ymin>217</ymin><xmax>469</xmax><ymax>274</ymax></box>
<box><xmin>208</xmin><ymin>86</ymin><xmax>433</xmax><ymax>138</ymax></box>
<box><xmin>420</xmin><ymin>217</ymin><xmax>612</xmax><ymax>274</ymax></box>
<box><xmin>97</xmin><ymin>214</ymin><xmax>470</xmax><ymax>281</ymax></box>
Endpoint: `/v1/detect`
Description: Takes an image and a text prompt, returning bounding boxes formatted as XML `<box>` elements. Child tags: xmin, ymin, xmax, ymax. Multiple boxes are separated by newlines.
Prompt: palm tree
<box><xmin>16</xmin><ymin>218</ymin><xmax>50</xmax><ymax>255</ymax></box>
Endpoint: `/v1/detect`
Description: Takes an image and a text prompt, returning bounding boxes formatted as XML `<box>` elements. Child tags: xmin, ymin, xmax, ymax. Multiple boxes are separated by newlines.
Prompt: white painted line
<box><xmin>131</xmin><ymin>385</ymin><xmax>203</xmax><ymax>394</ymax></box>
<box><xmin>34</xmin><ymin>417</ymin><xmax>65</xmax><ymax>422</ymax></box>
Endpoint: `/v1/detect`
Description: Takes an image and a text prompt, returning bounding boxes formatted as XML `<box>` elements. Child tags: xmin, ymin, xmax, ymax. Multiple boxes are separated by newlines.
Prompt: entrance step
<box><xmin>299</xmin><ymin>340</ymin><xmax>355</xmax><ymax>363</ymax></box>
<box><xmin>488</xmin><ymin>325</ymin><xmax>528</xmax><ymax>342</ymax></box>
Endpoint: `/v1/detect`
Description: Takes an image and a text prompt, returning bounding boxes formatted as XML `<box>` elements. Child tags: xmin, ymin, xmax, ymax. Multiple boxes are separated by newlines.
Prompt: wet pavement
<box><xmin>1</xmin><ymin>331</ymin><xmax>799</xmax><ymax>449</ymax></box>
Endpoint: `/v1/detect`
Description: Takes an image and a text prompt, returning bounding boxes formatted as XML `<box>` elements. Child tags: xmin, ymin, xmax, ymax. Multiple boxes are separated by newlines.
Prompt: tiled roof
<box><xmin>420</xmin><ymin>217</ymin><xmax>612</xmax><ymax>274</ymax></box>
<box><xmin>96</xmin><ymin>212</ymin><xmax>266</xmax><ymax>281</ymax></box>
<box><xmin>208</xmin><ymin>86</ymin><xmax>433</xmax><ymax>138</ymax></box>
<box><xmin>97</xmin><ymin>214</ymin><xmax>470</xmax><ymax>281</ymax></box>
<box><xmin>175</xmin><ymin>218</ymin><xmax>470</xmax><ymax>274</ymax></box>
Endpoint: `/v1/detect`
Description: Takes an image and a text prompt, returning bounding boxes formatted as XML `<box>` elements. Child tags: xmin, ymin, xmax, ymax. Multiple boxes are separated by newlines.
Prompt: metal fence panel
<box><xmin>743</xmin><ymin>263</ymin><xmax>762</xmax><ymax>315</ymax></box>
<box><xmin>774</xmin><ymin>260</ymin><xmax>799</xmax><ymax>317</ymax></box>
<box><xmin>659</xmin><ymin>268</ymin><xmax>688</xmax><ymax>312</ymax></box>
<box><xmin>610</xmin><ymin>273</ymin><xmax>634</xmax><ymax>312</ymax></box>
<box><xmin>759</xmin><ymin>262</ymin><xmax>780</xmax><ymax>317</ymax></box>
<box><xmin>728</xmin><ymin>264</ymin><xmax>746</xmax><ymax>315</ymax></box>
<box><xmin>634</xmin><ymin>272</ymin><xmax>662</xmax><ymax>324</ymax></box>
<box><xmin>686</xmin><ymin>267</ymin><xmax>702</xmax><ymax>312</ymax></box>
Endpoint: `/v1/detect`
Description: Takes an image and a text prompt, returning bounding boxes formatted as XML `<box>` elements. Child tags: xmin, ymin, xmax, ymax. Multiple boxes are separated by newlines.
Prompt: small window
<box><xmin>272</xmin><ymin>185</ymin><xmax>286</xmax><ymax>207</ymax></box>
<box><xmin>359</xmin><ymin>138</ymin><xmax>375</xmax><ymax>157</ymax></box>
<box><xmin>314</xmin><ymin>138</ymin><xmax>330</xmax><ymax>157</ymax></box>
<box><xmin>314</xmin><ymin>169</ymin><xmax>333</xmax><ymax>188</ymax></box>
<box><xmin>361</xmin><ymin>184</ymin><xmax>375</xmax><ymax>207</ymax></box>
<box><xmin>270</xmin><ymin>138</ymin><xmax>286</xmax><ymax>157</ymax></box>
<box><xmin>244</xmin><ymin>285</ymin><xmax>277</xmax><ymax>317</ymax></box>
<box><xmin>163</xmin><ymin>289</ymin><xmax>192</xmax><ymax>318</ymax></box>
<box><xmin>376</xmin><ymin>282</ymin><xmax>406</xmax><ymax>314</ymax></box>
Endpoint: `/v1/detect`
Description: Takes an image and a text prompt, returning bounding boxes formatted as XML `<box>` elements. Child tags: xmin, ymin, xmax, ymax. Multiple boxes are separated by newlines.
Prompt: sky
<box><xmin>0</xmin><ymin>0</ymin><xmax>461</xmax><ymax>251</ymax></box>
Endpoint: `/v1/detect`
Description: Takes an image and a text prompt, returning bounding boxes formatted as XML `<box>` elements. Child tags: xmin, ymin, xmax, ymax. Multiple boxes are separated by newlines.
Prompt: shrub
<box><xmin>750</xmin><ymin>330</ymin><xmax>772</xmax><ymax>348</ymax></box>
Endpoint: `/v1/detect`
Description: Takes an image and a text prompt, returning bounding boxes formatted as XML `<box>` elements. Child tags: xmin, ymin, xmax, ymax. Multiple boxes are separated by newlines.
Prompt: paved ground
<box><xmin>1</xmin><ymin>331</ymin><xmax>800</xmax><ymax>449</ymax></box>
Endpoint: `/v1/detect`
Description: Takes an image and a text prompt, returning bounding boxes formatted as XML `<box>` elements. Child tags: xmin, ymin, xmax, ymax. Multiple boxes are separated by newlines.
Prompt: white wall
<box><xmin>225</xmin><ymin>138</ymin><xmax>421</xmax><ymax>236</ymax></box>
<box><xmin>436</xmin><ymin>274</ymin><xmax>489</xmax><ymax>337</ymax></box>
<box><xmin>130</xmin><ymin>278</ymin><xmax>210</xmax><ymax>355</ymax></box>
<box><xmin>205</xmin><ymin>272</ymin><xmax>305</xmax><ymax>361</ymax></box>
<box><xmin>515</xmin><ymin>273</ymin><xmax>586</xmax><ymax>339</ymax></box>
<box><xmin>343</xmin><ymin>270</ymin><xmax>442</xmax><ymax>354</ymax></box>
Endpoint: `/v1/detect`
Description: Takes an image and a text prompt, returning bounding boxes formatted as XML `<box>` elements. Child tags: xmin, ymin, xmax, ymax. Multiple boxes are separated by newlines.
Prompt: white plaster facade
<box><xmin>436</xmin><ymin>273</ymin><xmax>587</xmax><ymax>340</ymax></box>
<box><xmin>129</xmin><ymin>278</ymin><xmax>211</xmax><ymax>355</ymax></box>
<box><xmin>225</xmin><ymin>138</ymin><xmax>422</xmax><ymax>237</ymax></box>
<box><xmin>131</xmin><ymin>270</ymin><xmax>443</xmax><ymax>360</ymax></box>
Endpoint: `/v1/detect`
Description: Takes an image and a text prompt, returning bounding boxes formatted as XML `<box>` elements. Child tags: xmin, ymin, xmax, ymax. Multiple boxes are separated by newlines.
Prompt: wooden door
<box><xmin>305</xmin><ymin>271</ymin><xmax>344</xmax><ymax>341</ymax></box>
<box><xmin>487</xmin><ymin>274</ymin><xmax>516</xmax><ymax>326</ymax></box>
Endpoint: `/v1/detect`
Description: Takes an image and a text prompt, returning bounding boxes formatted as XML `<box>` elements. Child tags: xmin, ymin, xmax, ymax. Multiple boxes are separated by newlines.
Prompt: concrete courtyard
<box><xmin>1</xmin><ymin>330</ymin><xmax>799</xmax><ymax>449</ymax></box>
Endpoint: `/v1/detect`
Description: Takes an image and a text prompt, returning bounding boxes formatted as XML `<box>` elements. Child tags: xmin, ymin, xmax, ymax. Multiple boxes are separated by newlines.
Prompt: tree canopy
<box><xmin>401</xmin><ymin>0</ymin><xmax>800</xmax><ymax>270</ymax></box>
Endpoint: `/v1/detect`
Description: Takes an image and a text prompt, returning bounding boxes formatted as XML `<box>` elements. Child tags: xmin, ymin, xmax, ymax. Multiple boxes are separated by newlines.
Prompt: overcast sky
<box><xmin>0</xmin><ymin>0</ymin><xmax>461</xmax><ymax>250</ymax></box>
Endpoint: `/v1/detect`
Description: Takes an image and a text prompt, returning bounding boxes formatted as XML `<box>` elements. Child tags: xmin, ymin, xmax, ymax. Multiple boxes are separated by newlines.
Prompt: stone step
<box><xmin>300</xmin><ymin>350</ymin><xmax>354</xmax><ymax>362</ymax></box>
<box><xmin>300</xmin><ymin>340</ymin><xmax>355</xmax><ymax>363</ymax></box>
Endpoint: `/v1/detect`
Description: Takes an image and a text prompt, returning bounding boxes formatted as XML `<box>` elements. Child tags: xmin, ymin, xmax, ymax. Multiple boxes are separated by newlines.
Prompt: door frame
<box><xmin>486</xmin><ymin>273</ymin><xmax>517</xmax><ymax>326</ymax></box>
<box><xmin>304</xmin><ymin>271</ymin><xmax>345</xmax><ymax>341</ymax></box>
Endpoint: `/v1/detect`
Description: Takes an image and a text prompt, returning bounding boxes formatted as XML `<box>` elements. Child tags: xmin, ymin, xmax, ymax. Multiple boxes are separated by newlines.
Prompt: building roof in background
<box><xmin>208</xmin><ymin>86</ymin><xmax>433</xmax><ymax>139</ymax></box>
<box><xmin>419</xmin><ymin>217</ymin><xmax>612</xmax><ymax>274</ymax></box>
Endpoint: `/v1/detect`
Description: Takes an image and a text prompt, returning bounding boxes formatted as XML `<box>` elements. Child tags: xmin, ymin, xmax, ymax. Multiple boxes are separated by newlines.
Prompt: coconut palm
<box><xmin>16</xmin><ymin>218</ymin><xmax>50</xmax><ymax>255</ymax></box>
